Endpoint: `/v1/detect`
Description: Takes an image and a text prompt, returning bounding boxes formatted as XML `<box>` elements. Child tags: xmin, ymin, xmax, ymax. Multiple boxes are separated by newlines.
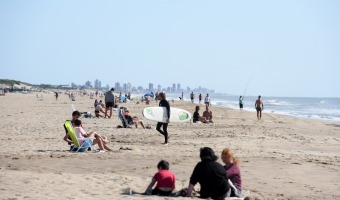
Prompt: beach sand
<box><xmin>0</xmin><ymin>93</ymin><xmax>339</xmax><ymax>200</ymax></box>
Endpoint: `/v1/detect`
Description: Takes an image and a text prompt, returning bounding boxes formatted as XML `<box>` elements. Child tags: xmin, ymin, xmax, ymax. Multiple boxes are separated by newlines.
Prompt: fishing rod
<box><xmin>242</xmin><ymin>75</ymin><xmax>252</xmax><ymax>99</ymax></box>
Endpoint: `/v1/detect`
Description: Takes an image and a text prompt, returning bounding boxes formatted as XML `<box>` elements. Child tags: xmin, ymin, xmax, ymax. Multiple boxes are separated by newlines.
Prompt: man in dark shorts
<box><xmin>239</xmin><ymin>96</ymin><xmax>244</xmax><ymax>110</ymax></box>
<box><xmin>105</xmin><ymin>88</ymin><xmax>115</xmax><ymax>118</ymax></box>
<box><xmin>255</xmin><ymin>95</ymin><xmax>264</xmax><ymax>119</ymax></box>
<box><xmin>190</xmin><ymin>92</ymin><xmax>195</xmax><ymax>103</ymax></box>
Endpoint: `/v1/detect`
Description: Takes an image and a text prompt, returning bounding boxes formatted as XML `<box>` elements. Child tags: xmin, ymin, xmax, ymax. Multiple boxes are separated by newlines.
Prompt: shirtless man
<box><xmin>255</xmin><ymin>95</ymin><xmax>264</xmax><ymax>119</ymax></box>
<box><xmin>202</xmin><ymin>105</ymin><xmax>213</xmax><ymax>122</ymax></box>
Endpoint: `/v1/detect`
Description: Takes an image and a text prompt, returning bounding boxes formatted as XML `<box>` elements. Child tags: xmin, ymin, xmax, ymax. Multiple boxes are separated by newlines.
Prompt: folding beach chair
<box><xmin>118</xmin><ymin>107</ymin><xmax>133</xmax><ymax>128</ymax></box>
<box><xmin>64</xmin><ymin>120</ymin><xmax>94</xmax><ymax>152</ymax></box>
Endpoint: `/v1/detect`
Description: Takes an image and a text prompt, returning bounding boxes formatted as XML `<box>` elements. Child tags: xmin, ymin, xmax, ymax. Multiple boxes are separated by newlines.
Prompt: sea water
<box><xmin>166</xmin><ymin>93</ymin><xmax>340</xmax><ymax>122</ymax></box>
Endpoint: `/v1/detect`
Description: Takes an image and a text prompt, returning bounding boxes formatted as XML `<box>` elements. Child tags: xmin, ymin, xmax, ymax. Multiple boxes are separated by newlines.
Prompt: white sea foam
<box><xmin>165</xmin><ymin>93</ymin><xmax>340</xmax><ymax>122</ymax></box>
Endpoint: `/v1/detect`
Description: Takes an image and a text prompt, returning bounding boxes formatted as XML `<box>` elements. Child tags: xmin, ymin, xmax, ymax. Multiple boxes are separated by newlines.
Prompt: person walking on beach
<box><xmin>190</xmin><ymin>92</ymin><xmax>195</xmax><ymax>103</ymax></box>
<box><xmin>239</xmin><ymin>96</ymin><xmax>244</xmax><ymax>110</ymax></box>
<box><xmin>55</xmin><ymin>92</ymin><xmax>58</xmax><ymax>100</ymax></box>
<box><xmin>255</xmin><ymin>95</ymin><xmax>264</xmax><ymax>119</ymax></box>
<box><xmin>204</xmin><ymin>93</ymin><xmax>211</xmax><ymax>107</ymax></box>
<box><xmin>105</xmin><ymin>88</ymin><xmax>115</xmax><ymax>118</ymax></box>
<box><xmin>199</xmin><ymin>93</ymin><xmax>202</xmax><ymax>104</ymax></box>
<box><xmin>156</xmin><ymin>92</ymin><xmax>170</xmax><ymax>144</ymax></box>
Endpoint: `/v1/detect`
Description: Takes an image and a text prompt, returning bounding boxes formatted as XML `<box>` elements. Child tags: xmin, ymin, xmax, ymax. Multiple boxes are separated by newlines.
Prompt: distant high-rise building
<box><xmin>123</xmin><ymin>83</ymin><xmax>127</xmax><ymax>92</ymax></box>
<box><xmin>126</xmin><ymin>83</ymin><xmax>131</xmax><ymax>92</ymax></box>
<box><xmin>149</xmin><ymin>83</ymin><xmax>154</xmax><ymax>91</ymax></box>
<box><xmin>94</xmin><ymin>79</ymin><xmax>101</xmax><ymax>89</ymax></box>
<box><xmin>172</xmin><ymin>83</ymin><xmax>176</xmax><ymax>92</ymax></box>
<box><xmin>177</xmin><ymin>83</ymin><xmax>181</xmax><ymax>91</ymax></box>
<box><xmin>85</xmin><ymin>80</ymin><xmax>92</xmax><ymax>88</ymax></box>
<box><xmin>115</xmin><ymin>82</ymin><xmax>120</xmax><ymax>91</ymax></box>
<box><xmin>157</xmin><ymin>84</ymin><xmax>162</xmax><ymax>92</ymax></box>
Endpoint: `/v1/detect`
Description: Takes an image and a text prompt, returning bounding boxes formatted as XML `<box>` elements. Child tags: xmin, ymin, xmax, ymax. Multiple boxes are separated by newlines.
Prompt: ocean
<box><xmin>165</xmin><ymin>93</ymin><xmax>340</xmax><ymax>123</ymax></box>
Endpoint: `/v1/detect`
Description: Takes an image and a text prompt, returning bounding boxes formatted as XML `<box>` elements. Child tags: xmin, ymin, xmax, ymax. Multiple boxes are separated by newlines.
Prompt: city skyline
<box><xmin>70</xmin><ymin>79</ymin><xmax>215</xmax><ymax>94</ymax></box>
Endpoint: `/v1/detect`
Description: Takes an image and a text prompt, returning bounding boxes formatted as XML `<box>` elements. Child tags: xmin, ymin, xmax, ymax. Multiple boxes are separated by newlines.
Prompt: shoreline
<box><xmin>0</xmin><ymin>93</ymin><xmax>339</xmax><ymax>199</ymax></box>
<box><xmin>184</xmin><ymin>99</ymin><xmax>339</xmax><ymax>124</ymax></box>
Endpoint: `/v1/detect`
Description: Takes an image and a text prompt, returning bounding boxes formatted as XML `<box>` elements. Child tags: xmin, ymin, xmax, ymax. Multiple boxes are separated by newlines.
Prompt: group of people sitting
<box><xmin>144</xmin><ymin>147</ymin><xmax>242</xmax><ymax>199</ymax></box>
<box><xmin>63</xmin><ymin>108</ymin><xmax>146</xmax><ymax>153</ymax></box>
<box><xmin>193</xmin><ymin>105</ymin><xmax>213</xmax><ymax>123</ymax></box>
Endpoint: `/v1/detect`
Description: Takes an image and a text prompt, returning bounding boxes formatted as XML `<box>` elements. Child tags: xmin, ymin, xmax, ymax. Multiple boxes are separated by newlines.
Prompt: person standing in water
<box><xmin>239</xmin><ymin>96</ymin><xmax>244</xmax><ymax>110</ymax></box>
<box><xmin>156</xmin><ymin>92</ymin><xmax>170</xmax><ymax>144</ymax></box>
<box><xmin>255</xmin><ymin>95</ymin><xmax>264</xmax><ymax>119</ymax></box>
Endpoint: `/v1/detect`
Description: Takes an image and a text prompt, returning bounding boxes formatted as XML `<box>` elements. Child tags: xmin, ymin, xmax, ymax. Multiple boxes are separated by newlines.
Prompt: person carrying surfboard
<box><xmin>156</xmin><ymin>92</ymin><xmax>170</xmax><ymax>144</ymax></box>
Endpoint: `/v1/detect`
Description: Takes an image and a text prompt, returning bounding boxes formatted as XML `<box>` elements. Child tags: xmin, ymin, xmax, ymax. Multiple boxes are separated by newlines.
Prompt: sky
<box><xmin>1</xmin><ymin>0</ymin><xmax>339</xmax><ymax>97</ymax></box>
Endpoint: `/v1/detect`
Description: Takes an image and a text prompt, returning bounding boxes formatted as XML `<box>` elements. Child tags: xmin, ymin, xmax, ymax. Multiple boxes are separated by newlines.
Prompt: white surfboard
<box><xmin>142</xmin><ymin>107</ymin><xmax>191</xmax><ymax>123</ymax></box>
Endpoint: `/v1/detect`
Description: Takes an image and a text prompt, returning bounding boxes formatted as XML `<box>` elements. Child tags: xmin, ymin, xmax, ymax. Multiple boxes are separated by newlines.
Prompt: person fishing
<box><xmin>239</xmin><ymin>96</ymin><xmax>244</xmax><ymax>110</ymax></box>
<box><xmin>239</xmin><ymin>75</ymin><xmax>251</xmax><ymax>111</ymax></box>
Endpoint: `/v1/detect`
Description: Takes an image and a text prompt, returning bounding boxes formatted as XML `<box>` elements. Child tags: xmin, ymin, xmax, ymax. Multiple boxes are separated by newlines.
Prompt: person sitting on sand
<box><xmin>94</xmin><ymin>100</ymin><xmax>105</xmax><ymax>117</ymax></box>
<box><xmin>144</xmin><ymin>160</ymin><xmax>176</xmax><ymax>196</ymax></box>
<box><xmin>202</xmin><ymin>105</ymin><xmax>213</xmax><ymax>123</ymax></box>
<box><xmin>193</xmin><ymin>106</ymin><xmax>208</xmax><ymax>123</ymax></box>
<box><xmin>124</xmin><ymin>109</ymin><xmax>145</xmax><ymax>129</ymax></box>
<box><xmin>186</xmin><ymin>147</ymin><xmax>230</xmax><ymax>198</ymax></box>
<box><xmin>221</xmin><ymin>147</ymin><xmax>242</xmax><ymax>197</ymax></box>
<box><xmin>64</xmin><ymin>111</ymin><xmax>82</xmax><ymax>145</ymax></box>
<box><xmin>63</xmin><ymin>119</ymin><xmax>111</xmax><ymax>152</ymax></box>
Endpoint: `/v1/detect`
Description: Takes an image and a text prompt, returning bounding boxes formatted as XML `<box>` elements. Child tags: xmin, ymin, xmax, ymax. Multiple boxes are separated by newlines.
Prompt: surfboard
<box><xmin>142</xmin><ymin>107</ymin><xmax>191</xmax><ymax>123</ymax></box>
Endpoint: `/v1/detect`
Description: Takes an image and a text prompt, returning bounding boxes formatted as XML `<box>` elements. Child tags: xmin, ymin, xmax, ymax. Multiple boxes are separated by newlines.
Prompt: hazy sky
<box><xmin>1</xmin><ymin>0</ymin><xmax>339</xmax><ymax>97</ymax></box>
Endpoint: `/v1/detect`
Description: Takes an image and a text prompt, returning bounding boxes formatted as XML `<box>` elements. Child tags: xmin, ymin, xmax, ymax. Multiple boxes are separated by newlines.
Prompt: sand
<box><xmin>0</xmin><ymin>93</ymin><xmax>339</xmax><ymax>200</ymax></box>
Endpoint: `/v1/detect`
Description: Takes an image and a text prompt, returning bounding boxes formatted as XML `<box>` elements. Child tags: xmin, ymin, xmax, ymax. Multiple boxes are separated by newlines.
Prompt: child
<box><xmin>73</xmin><ymin>119</ymin><xmax>111</xmax><ymax>152</ymax></box>
<box><xmin>144</xmin><ymin>160</ymin><xmax>176</xmax><ymax>196</ymax></box>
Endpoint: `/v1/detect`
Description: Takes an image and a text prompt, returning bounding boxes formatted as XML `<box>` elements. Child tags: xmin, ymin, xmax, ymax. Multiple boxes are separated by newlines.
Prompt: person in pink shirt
<box><xmin>144</xmin><ymin>160</ymin><xmax>176</xmax><ymax>196</ymax></box>
<box><xmin>221</xmin><ymin>147</ymin><xmax>242</xmax><ymax>197</ymax></box>
<box><xmin>67</xmin><ymin>119</ymin><xmax>112</xmax><ymax>152</ymax></box>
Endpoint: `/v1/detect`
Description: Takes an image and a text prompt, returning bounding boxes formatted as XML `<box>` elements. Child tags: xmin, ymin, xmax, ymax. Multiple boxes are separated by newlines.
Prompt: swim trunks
<box><xmin>256</xmin><ymin>107</ymin><xmax>262</xmax><ymax>111</ymax></box>
<box><xmin>106</xmin><ymin>102</ymin><xmax>114</xmax><ymax>107</ymax></box>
